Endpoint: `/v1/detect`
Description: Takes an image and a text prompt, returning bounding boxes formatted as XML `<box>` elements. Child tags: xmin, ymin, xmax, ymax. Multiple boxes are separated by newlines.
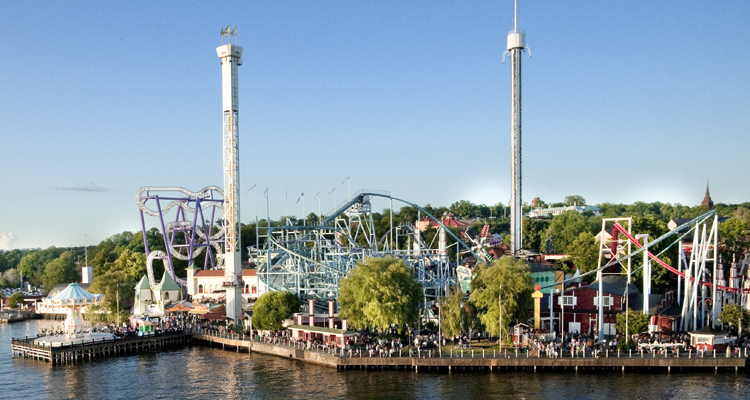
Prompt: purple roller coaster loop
<box><xmin>138</xmin><ymin>190</ymin><xmax>224</xmax><ymax>278</ymax></box>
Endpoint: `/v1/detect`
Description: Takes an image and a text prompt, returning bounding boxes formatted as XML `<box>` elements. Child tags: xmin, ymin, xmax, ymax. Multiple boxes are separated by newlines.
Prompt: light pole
<box><xmin>314</xmin><ymin>192</ymin><xmax>321</xmax><ymax>224</ymax></box>
<box><xmin>296</xmin><ymin>191</ymin><xmax>305</xmax><ymax>225</ymax></box>
<box><xmin>499</xmin><ymin>285</ymin><xmax>502</xmax><ymax>352</ymax></box>
<box><xmin>328</xmin><ymin>187</ymin><xmax>336</xmax><ymax>209</ymax></box>
<box><xmin>247</xmin><ymin>185</ymin><xmax>259</xmax><ymax>261</ymax></box>
<box><xmin>342</xmin><ymin>177</ymin><xmax>350</xmax><ymax>201</ymax></box>
<box><xmin>116</xmin><ymin>283</ymin><xmax>120</xmax><ymax>328</ymax></box>
<box><xmin>438</xmin><ymin>299</ymin><xmax>442</xmax><ymax>356</ymax></box>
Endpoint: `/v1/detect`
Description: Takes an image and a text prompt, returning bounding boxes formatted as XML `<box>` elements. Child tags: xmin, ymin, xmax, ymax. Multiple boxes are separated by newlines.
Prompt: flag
<box><xmin>231</xmin><ymin>27</ymin><xmax>237</xmax><ymax>36</ymax></box>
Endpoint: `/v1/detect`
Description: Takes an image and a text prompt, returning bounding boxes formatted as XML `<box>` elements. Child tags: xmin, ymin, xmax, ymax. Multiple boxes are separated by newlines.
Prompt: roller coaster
<box><xmin>252</xmin><ymin>189</ymin><xmax>487</xmax><ymax>307</ymax></box>
<box><xmin>136</xmin><ymin>187</ymin><xmax>488</xmax><ymax>310</ymax></box>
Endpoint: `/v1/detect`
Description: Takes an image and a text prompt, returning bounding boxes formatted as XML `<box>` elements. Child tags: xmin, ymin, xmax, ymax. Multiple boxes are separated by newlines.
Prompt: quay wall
<box><xmin>192</xmin><ymin>333</ymin><xmax>748</xmax><ymax>373</ymax></box>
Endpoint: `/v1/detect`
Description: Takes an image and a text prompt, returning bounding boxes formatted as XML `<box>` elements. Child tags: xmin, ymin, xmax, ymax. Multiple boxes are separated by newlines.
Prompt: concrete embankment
<box><xmin>192</xmin><ymin>333</ymin><xmax>748</xmax><ymax>373</ymax></box>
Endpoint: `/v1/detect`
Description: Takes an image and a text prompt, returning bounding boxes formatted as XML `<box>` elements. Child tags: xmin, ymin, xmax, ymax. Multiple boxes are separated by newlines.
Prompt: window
<box><xmin>593</xmin><ymin>296</ymin><xmax>613</xmax><ymax>306</ymax></box>
<box><xmin>252</xmin><ymin>285</ymin><xmax>257</xmax><ymax>295</ymax></box>
<box><xmin>559</xmin><ymin>296</ymin><xmax>577</xmax><ymax>306</ymax></box>
<box><xmin>198</xmin><ymin>285</ymin><xmax>203</xmax><ymax>294</ymax></box>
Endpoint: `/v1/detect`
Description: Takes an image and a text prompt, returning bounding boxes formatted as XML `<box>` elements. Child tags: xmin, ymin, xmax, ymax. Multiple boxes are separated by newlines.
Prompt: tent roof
<box><xmin>155</xmin><ymin>271</ymin><xmax>181</xmax><ymax>292</ymax></box>
<box><xmin>136</xmin><ymin>275</ymin><xmax>151</xmax><ymax>290</ymax></box>
<box><xmin>45</xmin><ymin>283</ymin><xmax>103</xmax><ymax>306</ymax></box>
<box><xmin>51</xmin><ymin>283</ymin><xmax>98</xmax><ymax>301</ymax></box>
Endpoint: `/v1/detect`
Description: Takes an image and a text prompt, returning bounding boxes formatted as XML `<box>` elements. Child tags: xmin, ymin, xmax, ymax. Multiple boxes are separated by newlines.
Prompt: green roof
<box><xmin>287</xmin><ymin>325</ymin><xmax>357</xmax><ymax>336</ymax></box>
<box><xmin>155</xmin><ymin>271</ymin><xmax>181</xmax><ymax>292</ymax></box>
<box><xmin>136</xmin><ymin>275</ymin><xmax>151</xmax><ymax>290</ymax></box>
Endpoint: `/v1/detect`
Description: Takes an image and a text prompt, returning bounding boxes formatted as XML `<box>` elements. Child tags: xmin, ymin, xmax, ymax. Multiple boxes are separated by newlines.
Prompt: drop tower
<box><xmin>217</xmin><ymin>26</ymin><xmax>243</xmax><ymax>323</ymax></box>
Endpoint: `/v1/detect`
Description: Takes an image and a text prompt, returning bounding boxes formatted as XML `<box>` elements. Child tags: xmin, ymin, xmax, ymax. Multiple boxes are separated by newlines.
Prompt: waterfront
<box><xmin>2</xmin><ymin>320</ymin><xmax>750</xmax><ymax>399</ymax></box>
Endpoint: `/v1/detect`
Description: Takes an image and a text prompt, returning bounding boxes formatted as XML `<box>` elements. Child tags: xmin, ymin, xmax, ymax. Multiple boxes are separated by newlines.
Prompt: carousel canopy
<box><xmin>44</xmin><ymin>283</ymin><xmax>103</xmax><ymax>307</ymax></box>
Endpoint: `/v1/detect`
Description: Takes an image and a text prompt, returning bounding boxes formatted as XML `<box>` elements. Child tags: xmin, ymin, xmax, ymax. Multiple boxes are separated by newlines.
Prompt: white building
<box><xmin>186</xmin><ymin>266</ymin><xmax>259</xmax><ymax>301</ymax></box>
<box><xmin>133</xmin><ymin>271</ymin><xmax>182</xmax><ymax>316</ymax></box>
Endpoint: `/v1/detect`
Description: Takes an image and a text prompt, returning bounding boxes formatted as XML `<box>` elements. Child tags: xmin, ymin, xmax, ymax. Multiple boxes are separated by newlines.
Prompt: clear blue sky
<box><xmin>1</xmin><ymin>1</ymin><xmax>748</xmax><ymax>250</ymax></box>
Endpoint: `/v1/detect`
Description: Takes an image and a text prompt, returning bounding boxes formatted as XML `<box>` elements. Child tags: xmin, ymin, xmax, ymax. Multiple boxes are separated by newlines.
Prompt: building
<box><xmin>186</xmin><ymin>267</ymin><xmax>259</xmax><ymax>301</ymax></box>
<box><xmin>416</xmin><ymin>212</ymin><xmax>470</xmax><ymax>232</ymax></box>
<box><xmin>133</xmin><ymin>271</ymin><xmax>182</xmax><ymax>316</ymax></box>
<box><xmin>701</xmin><ymin>183</ymin><xmax>714</xmax><ymax>209</ymax></box>
<box><xmin>527</xmin><ymin>205</ymin><xmax>600</xmax><ymax>219</ymax></box>
<box><xmin>538</xmin><ymin>275</ymin><xmax>638</xmax><ymax>336</ymax></box>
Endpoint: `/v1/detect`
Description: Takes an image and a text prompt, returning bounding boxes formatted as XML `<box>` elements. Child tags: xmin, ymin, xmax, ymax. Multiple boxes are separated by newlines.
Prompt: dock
<box><xmin>193</xmin><ymin>331</ymin><xmax>748</xmax><ymax>373</ymax></box>
<box><xmin>11</xmin><ymin>331</ymin><xmax>191</xmax><ymax>365</ymax></box>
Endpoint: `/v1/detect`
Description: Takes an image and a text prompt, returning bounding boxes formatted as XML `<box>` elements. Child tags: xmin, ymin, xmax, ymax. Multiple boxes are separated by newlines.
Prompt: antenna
<box><xmin>514</xmin><ymin>0</ymin><xmax>518</xmax><ymax>32</ymax></box>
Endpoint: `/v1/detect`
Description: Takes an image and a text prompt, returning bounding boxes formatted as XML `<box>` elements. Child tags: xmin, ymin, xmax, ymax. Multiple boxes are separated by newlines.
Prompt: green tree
<box><xmin>449</xmin><ymin>200</ymin><xmax>478</xmax><ymax>219</ymax></box>
<box><xmin>89</xmin><ymin>268</ymin><xmax>136</xmax><ymax>323</ymax></box>
<box><xmin>252</xmin><ymin>291</ymin><xmax>301</xmax><ymax>331</ymax></box>
<box><xmin>3</xmin><ymin>269</ymin><xmax>21</xmax><ymax>287</ymax></box>
<box><xmin>719</xmin><ymin>304</ymin><xmax>750</xmax><ymax>334</ymax></box>
<box><xmin>548</xmin><ymin>211</ymin><xmax>591</xmax><ymax>253</ymax></box>
<box><xmin>469</xmin><ymin>257</ymin><xmax>534</xmax><ymax>339</ymax></box>
<box><xmin>567</xmin><ymin>232</ymin><xmax>599</xmax><ymax>279</ymax></box>
<box><xmin>43</xmin><ymin>252</ymin><xmax>79</xmax><ymax>291</ymax></box>
<box><xmin>733</xmin><ymin>207</ymin><xmax>750</xmax><ymax>225</ymax></box>
<box><xmin>616</xmin><ymin>310</ymin><xmax>649</xmax><ymax>337</ymax></box>
<box><xmin>338</xmin><ymin>256</ymin><xmax>422</xmax><ymax>332</ymax></box>
<box><xmin>7</xmin><ymin>292</ymin><xmax>24</xmax><ymax>309</ymax></box>
<box><xmin>440</xmin><ymin>288</ymin><xmax>470</xmax><ymax>339</ymax></box>
<box><xmin>564</xmin><ymin>195</ymin><xmax>586</xmax><ymax>206</ymax></box>
<box><xmin>719</xmin><ymin>218</ymin><xmax>750</xmax><ymax>263</ymax></box>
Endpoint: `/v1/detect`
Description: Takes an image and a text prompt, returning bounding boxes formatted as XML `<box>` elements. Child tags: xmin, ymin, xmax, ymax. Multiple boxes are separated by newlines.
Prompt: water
<box><xmin>3</xmin><ymin>320</ymin><xmax>749</xmax><ymax>399</ymax></box>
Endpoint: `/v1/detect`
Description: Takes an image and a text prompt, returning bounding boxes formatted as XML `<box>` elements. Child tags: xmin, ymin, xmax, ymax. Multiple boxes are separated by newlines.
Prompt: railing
<box><xmin>12</xmin><ymin>330</ymin><xmax>188</xmax><ymax>351</ymax></box>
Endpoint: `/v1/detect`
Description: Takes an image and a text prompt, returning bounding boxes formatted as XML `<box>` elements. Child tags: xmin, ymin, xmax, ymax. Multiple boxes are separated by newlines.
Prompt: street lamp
<box><xmin>499</xmin><ymin>285</ymin><xmax>502</xmax><ymax>352</ymax></box>
<box><xmin>247</xmin><ymin>185</ymin><xmax>259</xmax><ymax>263</ymax></box>
<box><xmin>342</xmin><ymin>177</ymin><xmax>350</xmax><ymax>201</ymax></box>
<box><xmin>314</xmin><ymin>192</ymin><xmax>321</xmax><ymax>224</ymax></box>
<box><xmin>438</xmin><ymin>299</ymin><xmax>442</xmax><ymax>357</ymax></box>
<box><xmin>116</xmin><ymin>283</ymin><xmax>120</xmax><ymax>328</ymax></box>
<box><xmin>328</xmin><ymin>187</ymin><xmax>336</xmax><ymax>209</ymax></box>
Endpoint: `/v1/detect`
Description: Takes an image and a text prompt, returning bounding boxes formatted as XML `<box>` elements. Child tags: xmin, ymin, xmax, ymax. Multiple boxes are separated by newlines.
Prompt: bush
<box><xmin>7</xmin><ymin>292</ymin><xmax>24</xmax><ymax>309</ymax></box>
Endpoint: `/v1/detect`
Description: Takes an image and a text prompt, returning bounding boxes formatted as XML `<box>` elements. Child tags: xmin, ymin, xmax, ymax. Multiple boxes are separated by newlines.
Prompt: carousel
<box><xmin>34</xmin><ymin>283</ymin><xmax>112</xmax><ymax>346</ymax></box>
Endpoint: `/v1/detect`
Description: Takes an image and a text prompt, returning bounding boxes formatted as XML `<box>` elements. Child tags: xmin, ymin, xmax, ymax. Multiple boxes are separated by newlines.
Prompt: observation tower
<box><xmin>506</xmin><ymin>0</ymin><xmax>528</xmax><ymax>255</ymax></box>
<box><xmin>217</xmin><ymin>26</ymin><xmax>244</xmax><ymax>323</ymax></box>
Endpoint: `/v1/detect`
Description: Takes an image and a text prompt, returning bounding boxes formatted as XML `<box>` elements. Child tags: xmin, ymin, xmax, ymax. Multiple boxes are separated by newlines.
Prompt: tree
<box><xmin>616</xmin><ymin>310</ymin><xmax>649</xmax><ymax>338</ymax></box>
<box><xmin>43</xmin><ymin>252</ymin><xmax>79</xmax><ymax>291</ymax></box>
<box><xmin>8</xmin><ymin>292</ymin><xmax>24</xmax><ymax>309</ymax></box>
<box><xmin>719</xmin><ymin>304</ymin><xmax>750</xmax><ymax>335</ymax></box>
<box><xmin>338</xmin><ymin>256</ymin><xmax>422</xmax><ymax>332</ymax></box>
<box><xmin>567</xmin><ymin>232</ymin><xmax>599</xmax><ymax>279</ymax></box>
<box><xmin>3</xmin><ymin>269</ymin><xmax>21</xmax><ymax>287</ymax></box>
<box><xmin>89</xmin><ymin>268</ymin><xmax>136</xmax><ymax>323</ymax></box>
<box><xmin>564</xmin><ymin>195</ymin><xmax>586</xmax><ymax>206</ymax></box>
<box><xmin>548</xmin><ymin>210</ymin><xmax>591</xmax><ymax>253</ymax></box>
<box><xmin>719</xmin><ymin>218</ymin><xmax>750</xmax><ymax>263</ymax></box>
<box><xmin>440</xmin><ymin>288</ymin><xmax>470</xmax><ymax>339</ymax></box>
<box><xmin>252</xmin><ymin>291</ymin><xmax>300</xmax><ymax>331</ymax></box>
<box><xmin>449</xmin><ymin>200</ymin><xmax>478</xmax><ymax>219</ymax></box>
<box><xmin>469</xmin><ymin>257</ymin><xmax>534</xmax><ymax>339</ymax></box>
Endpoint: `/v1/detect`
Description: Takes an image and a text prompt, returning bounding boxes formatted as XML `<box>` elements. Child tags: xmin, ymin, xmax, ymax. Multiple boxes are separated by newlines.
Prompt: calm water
<box><xmin>3</xmin><ymin>320</ymin><xmax>749</xmax><ymax>400</ymax></box>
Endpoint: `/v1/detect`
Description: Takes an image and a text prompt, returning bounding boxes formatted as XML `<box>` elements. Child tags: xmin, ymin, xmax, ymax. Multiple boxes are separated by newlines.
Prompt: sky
<box><xmin>1</xmin><ymin>1</ymin><xmax>748</xmax><ymax>250</ymax></box>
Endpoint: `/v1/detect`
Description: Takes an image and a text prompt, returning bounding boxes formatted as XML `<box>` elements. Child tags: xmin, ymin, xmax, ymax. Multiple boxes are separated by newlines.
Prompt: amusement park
<box><xmin>6</xmin><ymin>4</ymin><xmax>750</xmax><ymax>377</ymax></box>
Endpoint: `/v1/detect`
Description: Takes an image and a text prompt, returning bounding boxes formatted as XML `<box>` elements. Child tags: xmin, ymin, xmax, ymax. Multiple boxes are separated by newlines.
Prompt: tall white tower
<box><xmin>507</xmin><ymin>0</ymin><xmax>527</xmax><ymax>256</ymax></box>
<box><xmin>217</xmin><ymin>26</ymin><xmax>243</xmax><ymax>323</ymax></box>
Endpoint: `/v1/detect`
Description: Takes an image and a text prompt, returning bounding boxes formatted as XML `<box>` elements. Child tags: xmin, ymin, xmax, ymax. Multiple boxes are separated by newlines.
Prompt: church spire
<box><xmin>701</xmin><ymin>182</ymin><xmax>714</xmax><ymax>209</ymax></box>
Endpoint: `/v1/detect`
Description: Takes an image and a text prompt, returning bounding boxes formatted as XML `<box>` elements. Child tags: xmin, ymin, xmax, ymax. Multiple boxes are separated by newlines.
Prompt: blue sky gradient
<box><xmin>1</xmin><ymin>1</ymin><xmax>748</xmax><ymax>249</ymax></box>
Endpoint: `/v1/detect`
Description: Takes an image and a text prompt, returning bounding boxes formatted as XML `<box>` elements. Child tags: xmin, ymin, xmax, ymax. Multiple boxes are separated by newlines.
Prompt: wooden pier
<box><xmin>11</xmin><ymin>331</ymin><xmax>191</xmax><ymax>365</ymax></box>
<box><xmin>193</xmin><ymin>332</ymin><xmax>748</xmax><ymax>374</ymax></box>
